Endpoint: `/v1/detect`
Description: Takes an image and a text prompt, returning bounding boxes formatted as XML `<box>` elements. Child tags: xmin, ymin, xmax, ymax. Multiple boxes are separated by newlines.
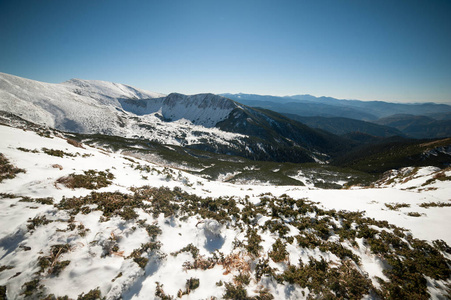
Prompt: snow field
<box><xmin>0</xmin><ymin>72</ymin><xmax>248</xmax><ymax>151</ymax></box>
<box><xmin>1</xmin><ymin>125</ymin><xmax>451</xmax><ymax>299</ymax></box>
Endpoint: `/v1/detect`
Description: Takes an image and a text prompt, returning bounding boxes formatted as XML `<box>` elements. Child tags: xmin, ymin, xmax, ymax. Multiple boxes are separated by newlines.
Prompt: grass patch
<box><xmin>27</xmin><ymin>215</ymin><xmax>53</xmax><ymax>231</ymax></box>
<box><xmin>56</xmin><ymin>170</ymin><xmax>114</xmax><ymax>190</ymax></box>
<box><xmin>66</xmin><ymin>138</ymin><xmax>84</xmax><ymax>148</ymax></box>
<box><xmin>407</xmin><ymin>212</ymin><xmax>423</xmax><ymax>217</ymax></box>
<box><xmin>37</xmin><ymin>244</ymin><xmax>71</xmax><ymax>276</ymax></box>
<box><xmin>20</xmin><ymin>279</ymin><xmax>43</xmax><ymax>298</ymax></box>
<box><xmin>245</xmin><ymin>227</ymin><xmax>262</xmax><ymax>257</ymax></box>
<box><xmin>269</xmin><ymin>238</ymin><xmax>288</xmax><ymax>263</ymax></box>
<box><xmin>41</xmin><ymin>148</ymin><xmax>77</xmax><ymax>158</ymax></box>
<box><xmin>223</xmin><ymin>282</ymin><xmax>250</xmax><ymax>299</ymax></box>
<box><xmin>155</xmin><ymin>282</ymin><xmax>174</xmax><ymax>300</ymax></box>
<box><xmin>422</xmin><ymin>171</ymin><xmax>451</xmax><ymax>186</ymax></box>
<box><xmin>20</xmin><ymin>196</ymin><xmax>54</xmax><ymax>205</ymax></box>
<box><xmin>77</xmin><ymin>288</ymin><xmax>104</xmax><ymax>300</ymax></box>
<box><xmin>0</xmin><ymin>265</ymin><xmax>13</xmax><ymax>273</ymax></box>
<box><xmin>278</xmin><ymin>258</ymin><xmax>372</xmax><ymax>299</ymax></box>
<box><xmin>185</xmin><ymin>277</ymin><xmax>200</xmax><ymax>293</ymax></box>
<box><xmin>419</xmin><ymin>201</ymin><xmax>451</xmax><ymax>208</ymax></box>
<box><xmin>0</xmin><ymin>285</ymin><xmax>6</xmax><ymax>299</ymax></box>
<box><xmin>17</xmin><ymin>147</ymin><xmax>39</xmax><ymax>153</ymax></box>
<box><xmin>128</xmin><ymin>242</ymin><xmax>162</xmax><ymax>269</ymax></box>
<box><xmin>171</xmin><ymin>243</ymin><xmax>199</xmax><ymax>259</ymax></box>
<box><xmin>42</xmin><ymin>148</ymin><xmax>76</xmax><ymax>158</ymax></box>
<box><xmin>0</xmin><ymin>153</ymin><xmax>25</xmax><ymax>182</ymax></box>
<box><xmin>384</xmin><ymin>202</ymin><xmax>410</xmax><ymax>211</ymax></box>
<box><xmin>57</xmin><ymin>191</ymin><xmax>142</xmax><ymax>220</ymax></box>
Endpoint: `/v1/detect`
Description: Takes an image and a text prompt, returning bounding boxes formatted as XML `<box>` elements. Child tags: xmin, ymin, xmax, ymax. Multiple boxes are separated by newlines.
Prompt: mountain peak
<box><xmin>62</xmin><ymin>78</ymin><xmax>165</xmax><ymax>100</ymax></box>
<box><xmin>0</xmin><ymin>72</ymin><xmax>352</xmax><ymax>163</ymax></box>
<box><xmin>159</xmin><ymin>93</ymin><xmax>237</xmax><ymax>126</ymax></box>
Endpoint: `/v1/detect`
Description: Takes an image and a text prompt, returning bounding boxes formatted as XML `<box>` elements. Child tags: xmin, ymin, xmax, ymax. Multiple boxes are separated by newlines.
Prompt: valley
<box><xmin>0</xmin><ymin>73</ymin><xmax>450</xmax><ymax>299</ymax></box>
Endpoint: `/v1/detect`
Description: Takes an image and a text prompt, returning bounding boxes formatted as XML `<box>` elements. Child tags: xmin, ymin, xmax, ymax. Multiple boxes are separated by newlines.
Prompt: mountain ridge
<box><xmin>0</xmin><ymin>72</ymin><xmax>349</xmax><ymax>163</ymax></box>
<box><xmin>284</xmin><ymin>114</ymin><xmax>405</xmax><ymax>138</ymax></box>
<box><xmin>223</xmin><ymin>93</ymin><xmax>451</xmax><ymax>120</ymax></box>
<box><xmin>374</xmin><ymin>114</ymin><xmax>451</xmax><ymax>139</ymax></box>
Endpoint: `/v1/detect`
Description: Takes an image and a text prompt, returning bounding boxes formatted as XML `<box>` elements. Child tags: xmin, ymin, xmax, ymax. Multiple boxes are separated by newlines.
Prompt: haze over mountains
<box><xmin>223</xmin><ymin>93</ymin><xmax>451</xmax><ymax>119</ymax></box>
<box><xmin>223</xmin><ymin>93</ymin><xmax>451</xmax><ymax>139</ymax></box>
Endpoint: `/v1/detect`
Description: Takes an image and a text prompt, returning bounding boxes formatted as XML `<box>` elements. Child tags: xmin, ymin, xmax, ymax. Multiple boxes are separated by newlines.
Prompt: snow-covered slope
<box><xmin>0</xmin><ymin>72</ymin><xmax>247</xmax><ymax>149</ymax></box>
<box><xmin>62</xmin><ymin>78</ymin><xmax>165</xmax><ymax>105</ymax></box>
<box><xmin>0</xmin><ymin>73</ymin><xmax>236</xmax><ymax>130</ymax></box>
<box><xmin>0</xmin><ymin>72</ymin><xmax>339</xmax><ymax>163</ymax></box>
<box><xmin>120</xmin><ymin>93</ymin><xmax>238</xmax><ymax>128</ymax></box>
<box><xmin>0</xmin><ymin>72</ymin><xmax>159</xmax><ymax>132</ymax></box>
<box><xmin>1</xmin><ymin>123</ymin><xmax>450</xmax><ymax>299</ymax></box>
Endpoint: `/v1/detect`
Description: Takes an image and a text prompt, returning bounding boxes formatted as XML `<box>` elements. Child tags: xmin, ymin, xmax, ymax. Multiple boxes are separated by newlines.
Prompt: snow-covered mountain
<box><xmin>120</xmin><ymin>93</ymin><xmax>238</xmax><ymax>128</ymax></box>
<box><xmin>1</xmin><ymin>122</ymin><xmax>450</xmax><ymax>299</ymax></box>
<box><xmin>0</xmin><ymin>72</ymin><xmax>248</xmax><ymax>150</ymax></box>
<box><xmin>0</xmin><ymin>73</ymin><xmax>351</xmax><ymax>163</ymax></box>
<box><xmin>0</xmin><ymin>74</ymin><xmax>162</xmax><ymax>130</ymax></box>
<box><xmin>0</xmin><ymin>72</ymin><xmax>239</xmax><ymax>131</ymax></box>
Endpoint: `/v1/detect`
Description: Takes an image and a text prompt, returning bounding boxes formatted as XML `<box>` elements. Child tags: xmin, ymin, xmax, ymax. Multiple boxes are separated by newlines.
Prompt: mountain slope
<box><xmin>0</xmin><ymin>73</ymin><xmax>353</xmax><ymax>163</ymax></box>
<box><xmin>332</xmin><ymin>136</ymin><xmax>451</xmax><ymax>173</ymax></box>
<box><xmin>289</xmin><ymin>94</ymin><xmax>451</xmax><ymax>117</ymax></box>
<box><xmin>284</xmin><ymin>114</ymin><xmax>404</xmax><ymax>137</ymax></box>
<box><xmin>119</xmin><ymin>93</ymin><xmax>238</xmax><ymax>128</ymax></box>
<box><xmin>217</xmin><ymin>107</ymin><xmax>353</xmax><ymax>160</ymax></box>
<box><xmin>228</xmin><ymin>98</ymin><xmax>378</xmax><ymax>120</ymax></box>
<box><xmin>374</xmin><ymin>114</ymin><xmax>451</xmax><ymax>139</ymax></box>
<box><xmin>223</xmin><ymin>93</ymin><xmax>451</xmax><ymax>120</ymax></box>
<box><xmin>1</xmin><ymin>122</ymin><xmax>451</xmax><ymax>299</ymax></box>
<box><xmin>0</xmin><ymin>72</ymin><xmax>249</xmax><ymax>150</ymax></box>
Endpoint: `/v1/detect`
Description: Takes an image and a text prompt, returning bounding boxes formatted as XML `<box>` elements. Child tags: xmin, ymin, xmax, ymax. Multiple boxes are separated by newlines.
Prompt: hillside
<box><xmin>284</xmin><ymin>114</ymin><xmax>404</xmax><ymax>138</ymax></box>
<box><xmin>228</xmin><ymin>98</ymin><xmax>378</xmax><ymax>120</ymax></box>
<box><xmin>224</xmin><ymin>93</ymin><xmax>451</xmax><ymax>139</ymax></box>
<box><xmin>332</xmin><ymin>137</ymin><xmax>451</xmax><ymax>173</ymax></box>
<box><xmin>0</xmin><ymin>122</ymin><xmax>450</xmax><ymax>299</ymax></box>
<box><xmin>374</xmin><ymin>114</ymin><xmax>451</xmax><ymax>139</ymax></box>
<box><xmin>224</xmin><ymin>93</ymin><xmax>451</xmax><ymax>120</ymax></box>
<box><xmin>0</xmin><ymin>73</ymin><xmax>246</xmax><ymax>149</ymax></box>
<box><xmin>120</xmin><ymin>93</ymin><xmax>237</xmax><ymax>128</ymax></box>
<box><xmin>215</xmin><ymin>107</ymin><xmax>353</xmax><ymax>162</ymax></box>
<box><xmin>0</xmin><ymin>72</ymin><xmax>356</xmax><ymax>164</ymax></box>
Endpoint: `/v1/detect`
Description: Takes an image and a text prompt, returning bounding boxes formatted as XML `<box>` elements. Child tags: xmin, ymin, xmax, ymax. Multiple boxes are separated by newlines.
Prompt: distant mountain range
<box><xmin>222</xmin><ymin>93</ymin><xmax>451</xmax><ymax>138</ymax></box>
<box><xmin>222</xmin><ymin>93</ymin><xmax>451</xmax><ymax>120</ymax></box>
<box><xmin>374</xmin><ymin>114</ymin><xmax>451</xmax><ymax>139</ymax></box>
<box><xmin>283</xmin><ymin>114</ymin><xmax>404</xmax><ymax>138</ymax></box>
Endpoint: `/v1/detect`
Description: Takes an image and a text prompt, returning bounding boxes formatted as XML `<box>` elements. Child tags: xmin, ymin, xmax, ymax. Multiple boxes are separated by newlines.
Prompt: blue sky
<box><xmin>1</xmin><ymin>0</ymin><xmax>450</xmax><ymax>103</ymax></box>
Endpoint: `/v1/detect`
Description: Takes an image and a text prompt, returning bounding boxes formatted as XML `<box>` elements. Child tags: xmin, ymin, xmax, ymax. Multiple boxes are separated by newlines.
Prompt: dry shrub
<box><xmin>66</xmin><ymin>138</ymin><xmax>84</xmax><ymax>149</ymax></box>
<box><xmin>183</xmin><ymin>255</ymin><xmax>216</xmax><ymax>271</ymax></box>
<box><xmin>220</xmin><ymin>252</ymin><xmax>251</xmax><ymax>275</ymax></box>
<box><xmin>0</xmin><ymin>153</ymin><xmax>25</xmax><ymax>182</ymax></box>
<box><xmin>56</xmin><ymin>170</ymin><xmax>114</xmax><ymax>190</ymax></box>
<box><xmin>38</xmin><ymin>244</ymin><xmax>72</xmax><ymax>276</ymax></box>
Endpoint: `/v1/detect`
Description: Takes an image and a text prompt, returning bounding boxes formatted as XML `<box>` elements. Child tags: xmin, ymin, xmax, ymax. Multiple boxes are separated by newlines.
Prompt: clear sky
<box><xmin>1</xmin><ymin>0</ymin><xmax>450</xmax><ymax>103</ymax></box>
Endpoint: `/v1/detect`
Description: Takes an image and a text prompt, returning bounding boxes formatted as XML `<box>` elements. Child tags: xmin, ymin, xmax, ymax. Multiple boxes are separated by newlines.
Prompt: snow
<box><xmin>62</xmin><ymin>78</ymin><xmax>165</xmax><ymax>103</ymax></box>
<box><xmin>1</xmin><ymin>125</ymin><xmax>450</xmax><ymax>299</ymax></box>
<box><xmin>0</xmin><ymin>72</ymin><xmax>247</xmax><ymax>149</ymax></box>
<box><xmin>121</xmin><ymin>93</ymin><xmax>237</xmax><ymax>128</ymax></box>
<box><xmin>295</xmin><ymin>188</ymin><xmax>451</xmax><ymax>244</ymax></box>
